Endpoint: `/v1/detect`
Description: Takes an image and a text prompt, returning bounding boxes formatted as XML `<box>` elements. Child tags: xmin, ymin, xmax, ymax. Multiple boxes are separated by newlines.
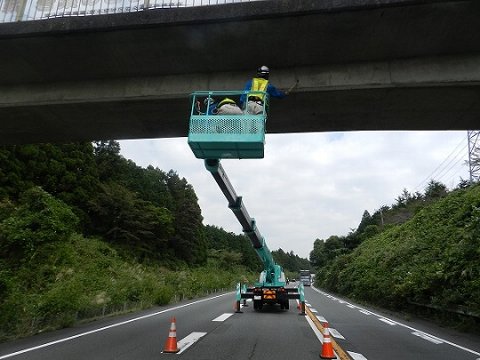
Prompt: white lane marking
<box><xmin>316</xmin><ymin>315</ymin><xmax>328</xmax><ymax>323</ymax></box>
<box><xmin>329</xmin><ymin>328</ymin><xmax>345</xmax><ymax>340</ymax></box>
<box><xmin>0</xmin><ymin>292</ymin><xmax>232</xmax><ymax>359</ymax></box>
<box><xmin>412</xmin><ymin>331</ymin><xmax>443</xmax><ymax>344</ymax></box>
<box><xmin>378</xmin><ymin>318</ymin><xmax>397</xmax><ymax>326</ymax></box>
<box><xmin>212</xmin><ymin>313</ymin><xmax>233</xmax><ymax>322</ymax></box>
<box><xmin>305</xmin><ymin>316</ymin><xmax>340</xmax><ymax>358</ymax></box>
<box><xmin>311</xmin><ymin>285</ymin><xmax>480</xmax><ymax>357</ymax></box>
<box><xmin>348</xmin><ymin>351</ymin><xmax>369</xmax><ymax>359</ymax></box>
<box><xmin>346</xmin><ymin>304</ymin><xmax>356</xmax><ymax>309</ymax></box>
<box><xmin>359</xmin><ymin>309</ymin><xmax>372</xmax><ymax>315</ymax></box>
<box><xmin>305</xmin><ymin>313</ymin><xmax>324</xmax><ymax>344</ymax></box>
<box><xmin>310</xmin><ymin>308</ymin><xmax>318</xmax><ymax>313</ymax></box>
<box><xmin>176</xmin><ymin>332</ymin><xmax>207</xmax><ymax>354</ymax></box>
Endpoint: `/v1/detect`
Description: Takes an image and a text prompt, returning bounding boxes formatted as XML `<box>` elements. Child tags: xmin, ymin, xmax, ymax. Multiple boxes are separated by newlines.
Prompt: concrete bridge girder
<box><xmin>1</xmin><ymin>54</ymin><xmax>479</xmax><ymax>144</ymax></box>
<box><xmin>1</xmin><ymin>0</ymin><xmax>480</xmax><ymax>144</ymax></box>
<box><xmin>1</xmin><ymin>54</ymin><xmax>479</xmax><ymax>106</ymax></box>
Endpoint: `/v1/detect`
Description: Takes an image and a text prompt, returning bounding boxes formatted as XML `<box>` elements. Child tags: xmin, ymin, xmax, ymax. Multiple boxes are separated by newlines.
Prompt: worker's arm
<box><xmin>267</xmin><ymin>83</ymin><xmax>286</xmax><ymax>98</ymax></box>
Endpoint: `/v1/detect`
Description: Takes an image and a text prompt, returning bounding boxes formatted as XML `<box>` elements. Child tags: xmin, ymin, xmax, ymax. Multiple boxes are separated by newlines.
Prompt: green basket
<box><xmin>187</xmin><ymin>91</ymin><xmax>267</xmax><ymax>159</ymax></box>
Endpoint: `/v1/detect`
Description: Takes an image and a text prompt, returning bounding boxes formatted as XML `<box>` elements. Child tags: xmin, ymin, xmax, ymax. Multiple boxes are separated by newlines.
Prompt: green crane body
<box><xmin>204</xmin><ymin>159</ymin><xmax>284</xmax><ymax>289</ymax></box>
<box><xmin>189</xmin><ymin>91</ymin><xmax>305</xmax><ymax>312</ymax></box>
<box><xmin>204</xmin><ymin>159</ymin><xmax>304</xmax><ymax>312</ymax></box>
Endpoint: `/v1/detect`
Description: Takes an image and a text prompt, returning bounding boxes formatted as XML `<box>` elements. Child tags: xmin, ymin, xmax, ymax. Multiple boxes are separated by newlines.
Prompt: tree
<box><xmin>93</xmin><ymin>141</ymin><xmax>123</xmax><ymax>182</ymax></box>
<box><xmin>424</xmin><ymin>180</ymin><xmax>447</xmax><ymax>200</ymax></box>
<box><xmin>0</xmin><ymin>187</ymin><xmax>79</xmax><ymax>261</ymax></box>
<box><xmin>88</xmin><ymin>182</ymin><xmax>174</xmax><ymax>259</ymax></box>
<box><xmin>310</xmin><ymin>239</ymin><xmax>328</xmax><ymax>268</ymax></box>
<box><xmin>0</xmin><ymin>143</ymin><xmax>100</xmax><ymax>229</ymax></box>
<box><xmin>166</xmin><ymin>171</ymin><xmax>207</xmax><ymax>264</ymax></box>
<box><xmin>394</xmin><ymin>188</ymin><xmax>412</xmax><ymax>208</ymax></box>
<box><xmin>204</xmin><ymin>225</ymin><xmax>259</xmax><ymax>271</ymax></box>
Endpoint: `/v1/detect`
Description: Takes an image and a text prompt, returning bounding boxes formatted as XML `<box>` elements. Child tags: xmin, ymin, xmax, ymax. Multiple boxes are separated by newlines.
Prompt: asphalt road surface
<box><xmin>0</xmin><ymin>284</ymin><xmax>479</xmax><ymax>360</ymax></box>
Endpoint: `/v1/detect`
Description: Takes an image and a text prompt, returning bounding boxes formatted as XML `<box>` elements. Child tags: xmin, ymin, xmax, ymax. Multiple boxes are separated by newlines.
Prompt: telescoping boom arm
<box><xmin>204</xmin><ymin>159</ymin><xmax>305</xmax><ymax>313</ymax></box>
<box><xmin>204</xmin><ymin>159</ymin><xmax>276</xmax><ymax>277</ymax></box>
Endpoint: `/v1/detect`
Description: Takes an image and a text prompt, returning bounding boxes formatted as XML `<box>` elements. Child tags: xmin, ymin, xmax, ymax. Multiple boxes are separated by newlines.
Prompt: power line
<box><xmin>413</xmin><ymin>135</ymin><xmax>467</xmax><ymax>192</ymax></box>
<box><xmin>434</xmin><ymin>143</ymin><xmax>468</xmax><ymax>183</ymax></box>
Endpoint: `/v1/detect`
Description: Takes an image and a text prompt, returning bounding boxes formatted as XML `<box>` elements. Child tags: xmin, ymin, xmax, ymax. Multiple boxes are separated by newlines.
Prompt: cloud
<box><xmin>119</xmin><ymin>130</ymin><xmax>470</xmax><ymax>258</ymax></box>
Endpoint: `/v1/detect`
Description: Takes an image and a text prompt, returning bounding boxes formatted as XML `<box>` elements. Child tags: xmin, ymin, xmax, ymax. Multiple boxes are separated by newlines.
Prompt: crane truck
<box><xmin>188</xmin><ymin>90</ymin><xmax>306</xmax><ymax>313</ymax></box>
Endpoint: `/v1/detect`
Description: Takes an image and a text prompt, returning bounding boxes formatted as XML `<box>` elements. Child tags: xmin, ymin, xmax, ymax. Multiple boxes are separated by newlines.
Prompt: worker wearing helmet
<box><xmin>203</xmin><ymin>97</ymin><xmax>217</xmax><ymax>115</ymax></box>
<box><xmin>216</xmin><ymin>97</ymin><xmax>243</xmax><ymax>115</ymax></box>
<box><xmin>203</xmin><ymin>97</ymin><xmax>243</xmax><ymax>115</ymax></box>
<box><xmin>240</xmin><ymin>65</ymin><xmax>286</xmax><ymax>115</ymax></box>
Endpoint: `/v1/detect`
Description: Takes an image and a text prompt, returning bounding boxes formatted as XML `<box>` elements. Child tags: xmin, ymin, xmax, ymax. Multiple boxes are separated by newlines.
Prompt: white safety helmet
<box><xmin>204</xmin><ymin>97</ymin><xmax>215</xmax><ymax>106</ymax></box>
<box><xmin>257</xmin><ymin>65</ymin><xmax>270</xmax><ymax>77</ymax></box>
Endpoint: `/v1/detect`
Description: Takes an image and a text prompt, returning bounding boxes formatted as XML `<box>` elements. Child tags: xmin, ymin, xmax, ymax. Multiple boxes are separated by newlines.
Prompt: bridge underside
<box><xmin>1</xmin><ymin>84</ymin><xmax>479</xmax><ymax>145</ymax></box>
<box><xmin>1</xmin><ymin>0</ymin><xmax>479</xmax><ymax>144</ymax></box>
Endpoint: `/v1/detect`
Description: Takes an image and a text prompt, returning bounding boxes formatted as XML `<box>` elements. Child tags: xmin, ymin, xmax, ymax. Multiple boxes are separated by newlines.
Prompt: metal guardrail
<box><xmin>0</xmin><ymin>0</ymin><xmax>262</xmax><ymax>23</ymax></box>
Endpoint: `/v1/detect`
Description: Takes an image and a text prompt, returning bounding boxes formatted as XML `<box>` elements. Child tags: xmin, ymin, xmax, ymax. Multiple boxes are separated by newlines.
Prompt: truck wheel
<box><xmin>254</xmin><ymin>300</ymin><xmax>263</xmax><ymax>310</ymax></box>
<box><xmin>284</xmin><ymin>300</ymin><xmax>290</xmax><ymax>310</ymax></box>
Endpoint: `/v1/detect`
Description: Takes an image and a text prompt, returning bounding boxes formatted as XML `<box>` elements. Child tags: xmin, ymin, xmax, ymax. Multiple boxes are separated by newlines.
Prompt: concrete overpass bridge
<box><xmin>0</xmin><ymin>0</ymin><xmax>479</xmax><ymax>145</ymax></box>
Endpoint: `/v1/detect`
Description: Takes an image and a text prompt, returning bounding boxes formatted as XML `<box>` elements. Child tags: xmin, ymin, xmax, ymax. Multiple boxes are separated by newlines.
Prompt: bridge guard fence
<box><xmin>0</xmin><ymin>0</ymin><xmax>263</xmax><ymax>23</ymax></box>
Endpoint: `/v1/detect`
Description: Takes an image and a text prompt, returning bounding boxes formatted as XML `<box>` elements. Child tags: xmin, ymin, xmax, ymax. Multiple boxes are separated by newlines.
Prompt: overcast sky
<box><xmin>119</xmin><ymin>131</ymin><xmax>470</xmax><ymax>259</ymax></box>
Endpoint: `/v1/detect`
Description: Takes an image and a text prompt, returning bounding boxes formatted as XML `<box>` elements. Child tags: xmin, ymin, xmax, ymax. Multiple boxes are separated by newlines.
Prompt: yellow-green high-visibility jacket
<box><xmin>248</xmin><ymin>77</ymin><xmax>269</xmax><ymax>101</ymax></box>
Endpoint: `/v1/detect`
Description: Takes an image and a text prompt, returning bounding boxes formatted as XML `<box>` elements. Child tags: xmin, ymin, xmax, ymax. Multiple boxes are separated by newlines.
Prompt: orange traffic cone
<box><xmin>163</xmin><ymin>317</ymin><xmax>179</xmax><ymax>353</ymax></box>
<box><xmin>320</xmin><ymin>322</ymin><xmax>336</xmax><ymax>359</ymax></box>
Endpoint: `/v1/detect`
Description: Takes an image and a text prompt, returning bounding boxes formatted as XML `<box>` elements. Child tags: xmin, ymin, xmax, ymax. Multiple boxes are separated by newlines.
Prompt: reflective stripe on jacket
<box><xmin>248</xmin><ymin>77</ymin><xmax>269</xmax><ymax>101</ymax></box>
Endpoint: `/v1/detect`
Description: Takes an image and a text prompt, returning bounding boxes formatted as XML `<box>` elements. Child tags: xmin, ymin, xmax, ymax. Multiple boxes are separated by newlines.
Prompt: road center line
<box><xmin>0</xmin><ymin>292</ymin><xmax>232</xmax><ymax>359</ymax></box>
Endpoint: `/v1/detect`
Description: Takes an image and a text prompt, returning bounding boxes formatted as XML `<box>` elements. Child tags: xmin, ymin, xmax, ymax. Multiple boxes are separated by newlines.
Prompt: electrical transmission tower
<box><xmin>467</xmin><ymin>130</ymin><xmax>480</xmax><ymax>183</ymax></box>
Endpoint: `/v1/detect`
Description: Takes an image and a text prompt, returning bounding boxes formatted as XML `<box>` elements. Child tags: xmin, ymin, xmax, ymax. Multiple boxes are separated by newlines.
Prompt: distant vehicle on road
<box><xmin>299</xmin><ymin>270</ymin><xmax>312</xmax><ymax>286</ymax></box>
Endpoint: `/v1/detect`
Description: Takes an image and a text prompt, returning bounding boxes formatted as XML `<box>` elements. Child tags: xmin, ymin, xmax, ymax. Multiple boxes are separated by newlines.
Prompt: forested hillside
<box><xmin>0</xmin><ymin>141</ymin><xmax>310</xmax><ymax>341</ymax></box>
<box><xmin>311</xmin><ymin>181</ymin><xmax>480</xmax><ymax>329</ymax></box>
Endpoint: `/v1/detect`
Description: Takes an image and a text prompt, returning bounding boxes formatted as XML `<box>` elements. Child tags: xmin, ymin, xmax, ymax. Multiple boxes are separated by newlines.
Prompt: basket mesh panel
<box><xmin>190</xmin><ymin>116</ymin><xmax>262</xmax><ymax>134</ymax></box>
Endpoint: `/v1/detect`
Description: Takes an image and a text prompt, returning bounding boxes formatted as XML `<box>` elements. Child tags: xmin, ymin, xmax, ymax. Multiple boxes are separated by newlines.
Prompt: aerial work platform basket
<box><xmin>188</xmin><ymin>91</ymin><xmax>268</xmax><ymax>159</ymax></box>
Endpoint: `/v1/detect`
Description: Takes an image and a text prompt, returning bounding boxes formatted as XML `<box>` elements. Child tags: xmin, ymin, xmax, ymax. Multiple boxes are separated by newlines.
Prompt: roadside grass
<box><xmin>0</xmin><ymin>235</ymin><xmax>255</xmax><ymax>342</ymax></box>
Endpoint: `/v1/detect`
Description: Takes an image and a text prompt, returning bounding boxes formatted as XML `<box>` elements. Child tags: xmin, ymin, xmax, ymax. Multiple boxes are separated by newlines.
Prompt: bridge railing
<box><xmin>0</xmin><ymin>0</ymin><xmax>262</xmax><ymax>23</ymax></box>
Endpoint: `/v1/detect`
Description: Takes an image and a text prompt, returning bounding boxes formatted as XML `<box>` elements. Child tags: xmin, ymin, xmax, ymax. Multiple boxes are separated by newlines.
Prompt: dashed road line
<box><xmin>176</xmin><ymin>332</ymin><xmax>207</xmax><ymax>354</ymax></box>
<box><xmin>305</xmin><ymin>306</ymin><xmax>351</xmax><ymax>360</ymax></box>
<box><xmin>310</xmin><ymin>286</ymin><xmax>480</xmax><ymax>357</ymax></box>
<box><xmin>348</xmin><ymin>351</ymin><xmax>368</xmax><ymax>359</ymax></box>
<box><xmin>212</xmin><ymin>313</ymin><xmax>233</xmax><ymax>322</ymax></box>
<box><xmin>0</xmin><ymin>292</ymin><xmax>231</xmax><ymax>359</ymax></box>
<box><xmin>411</xmin><ymin>331</ymin><xmax>443</xmax><ymax>344</ymax></box>
<box><xmin>329</xmin><ymin>328</ymin><xmax>345</xmax><ymax>340</ymax></box>
<box><xmin>316</xmin><ymin>315</ymin><xmax>327</xmax><ymax>323</ymax></box>
<box><xmin>378</xmin><ymin>318</ymin><xmax>397</xmax><ymax>326</ymax></box>
<box><xmin>359</xmin><ymin>309</ymin><xmax>372</xmax><ymax>315</ymax></box>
